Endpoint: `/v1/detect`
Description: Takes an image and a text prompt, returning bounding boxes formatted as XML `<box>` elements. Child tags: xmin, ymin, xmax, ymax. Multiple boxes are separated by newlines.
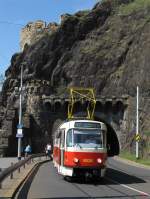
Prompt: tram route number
<box><xmin>83</xmin><ymin>159</ymin><xmax>93</xmax><ymax>163</ymax></box>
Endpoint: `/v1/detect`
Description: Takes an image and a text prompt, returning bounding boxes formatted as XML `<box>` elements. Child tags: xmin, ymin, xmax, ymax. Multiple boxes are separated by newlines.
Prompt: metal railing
<box><xmin>0</xmin><ymin>153</ymin><xmax>45</xmax><ymax>189</ymax></box>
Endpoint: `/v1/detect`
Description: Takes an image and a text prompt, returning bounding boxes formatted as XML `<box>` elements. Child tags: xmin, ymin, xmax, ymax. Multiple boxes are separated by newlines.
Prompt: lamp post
<box><xmin>16</xmin><ymin>64</ymin><xmax>24</xmax><ymax>160</ymax></box>
<box><xmin>136</xmin><ymin>86</ymin><xmax>139</xmax><ymax>159</ymax></box>
<box><xmin>0</xmin><ymin>74</ymin><xmax>5</xmax><ymax>92</ymax></box>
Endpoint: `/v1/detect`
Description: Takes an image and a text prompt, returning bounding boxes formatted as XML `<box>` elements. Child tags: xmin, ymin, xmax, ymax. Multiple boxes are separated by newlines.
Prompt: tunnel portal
<box><xmin>41</xmin><ymin>96</ymin><xmax>128</xmax><ymax>157</ymax></box>
<box><xmin>6</xmin><ymin>95</ymin><xmax>128</xmax><ymax>157</ymax></box>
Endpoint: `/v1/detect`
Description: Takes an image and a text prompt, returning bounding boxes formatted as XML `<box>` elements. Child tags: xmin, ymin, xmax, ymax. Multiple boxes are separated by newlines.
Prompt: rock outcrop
<box><xmin>0</xmin><ymin>0</ymin><xmax>150</xmax><ymax>156</ymax></box>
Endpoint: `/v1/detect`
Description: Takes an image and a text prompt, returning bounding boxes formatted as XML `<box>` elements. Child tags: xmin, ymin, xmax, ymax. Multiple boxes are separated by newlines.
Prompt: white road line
<box><xmin>105</xmin><ymin>177</ymin><xmax>150</xmax><ymax>197</ymax></box>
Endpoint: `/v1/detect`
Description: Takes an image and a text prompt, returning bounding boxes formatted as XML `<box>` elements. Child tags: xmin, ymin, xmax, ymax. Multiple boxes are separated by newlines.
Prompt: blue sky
<box><xmin>0</xmin><ymin>0</ymin><xmax>99</xmax><ymax>76</ymax></box>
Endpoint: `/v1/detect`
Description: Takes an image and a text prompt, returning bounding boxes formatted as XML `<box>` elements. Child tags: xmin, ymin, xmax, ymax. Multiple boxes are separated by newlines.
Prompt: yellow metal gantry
<box><xmin>68</xmin><ymin>87</ymin><xmax>96</xmax><ymax>120</ymax></box>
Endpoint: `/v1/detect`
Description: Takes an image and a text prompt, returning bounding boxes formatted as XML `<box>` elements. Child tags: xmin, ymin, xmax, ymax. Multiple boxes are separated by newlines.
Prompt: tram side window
<box><xmin>60</xmin><ymin>130</ymin><xmax>65</xmax><ymax>148</ymax></box>
<box><xmin>66</xmin><ymin>129</ymin><xmax>73</xmax><ymax>147</ymax></box>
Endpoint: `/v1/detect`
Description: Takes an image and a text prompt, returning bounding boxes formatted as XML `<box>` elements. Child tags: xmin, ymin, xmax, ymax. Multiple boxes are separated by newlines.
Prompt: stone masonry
<box><xmin>20</xmin><ymin>13</ymin><xmax>72</xmax><ymax>51</ymax></box>
<box><xmin>0</xmin><ymin>78</ymin><xmax>130</xmax><ymax>156</ymax></box>
<box><xmin>20</xmin><ymin>20</ymin><xmax>58</xmax><ymax>51</ymax></box>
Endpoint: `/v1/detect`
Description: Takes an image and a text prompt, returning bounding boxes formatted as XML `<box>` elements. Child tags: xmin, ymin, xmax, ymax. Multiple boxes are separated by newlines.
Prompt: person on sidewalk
<box><xmin>24</xmin><ymin>144</ymin><xmax>32</xmax><ymax>157</ymax></box>
<box><xmin>45</xmin><ymin>145</ymin><xmax>48</xmax><ymax>159</ymax></box>
<box><xmin>46</xmin><ymin>143</ymin><xmax>52</xmax><ymax>160</ymax></box>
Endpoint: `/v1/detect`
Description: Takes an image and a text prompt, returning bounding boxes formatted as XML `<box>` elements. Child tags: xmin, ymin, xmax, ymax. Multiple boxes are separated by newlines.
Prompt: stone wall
<box><xmin>1</xmin><ymin>76</ymin><xmax>150</xmax><ymax>157</ymax></box>
<box><xmin>20</xmin><ymin>13</ymin><xmax>73</xmax><ymax>51</ymax></box>
<box><xmin>0</xmin><ymin>78</ymin><xmax>129</xmax><ymax>156</ymax></box>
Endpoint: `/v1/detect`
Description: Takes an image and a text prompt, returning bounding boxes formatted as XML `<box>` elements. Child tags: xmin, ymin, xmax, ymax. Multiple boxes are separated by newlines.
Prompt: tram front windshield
<box><xmin>67</xmin><ymin>129</ymin><xmax>104</xmax><ymax>148</ymax></box>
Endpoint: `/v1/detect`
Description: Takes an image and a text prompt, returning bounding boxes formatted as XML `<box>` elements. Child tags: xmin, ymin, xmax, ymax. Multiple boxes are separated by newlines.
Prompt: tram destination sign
<box><xmin>75</xmin><ymin>122</ymin><xmax>101</xmax><ymax>128</ymax></box>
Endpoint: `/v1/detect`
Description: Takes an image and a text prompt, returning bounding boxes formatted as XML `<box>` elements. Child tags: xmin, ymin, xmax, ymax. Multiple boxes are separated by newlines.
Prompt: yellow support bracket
<box><xmin>68</xmin><ymin>87</ymin><xmax>96</xmax><ymax>120</ymax></box>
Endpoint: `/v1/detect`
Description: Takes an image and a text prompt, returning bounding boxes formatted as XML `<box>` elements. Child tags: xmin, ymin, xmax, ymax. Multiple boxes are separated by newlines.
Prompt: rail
<box><xmin>0</xmin><ymin>153</ymin><xmax>45</xmax><ymax>188</ymax></box>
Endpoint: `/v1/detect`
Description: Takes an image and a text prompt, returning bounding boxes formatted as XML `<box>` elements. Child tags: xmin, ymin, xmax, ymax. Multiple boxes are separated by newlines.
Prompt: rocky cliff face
<box><xmin>0</xmin><ymin>0</ymin><xmax>150</xmax><ymax>156</ymax></box>
<box><xmin>4</xmin><ymin>0</ymin><xmax>150</xmax><ymax>96</ymax></box>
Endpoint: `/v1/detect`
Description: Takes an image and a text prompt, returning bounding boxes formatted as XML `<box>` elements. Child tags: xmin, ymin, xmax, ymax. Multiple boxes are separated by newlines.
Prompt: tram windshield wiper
<box><xmin>75</xmin><ymin>143</ymin><xmax>82</xmax><ymax>148</ymax></box>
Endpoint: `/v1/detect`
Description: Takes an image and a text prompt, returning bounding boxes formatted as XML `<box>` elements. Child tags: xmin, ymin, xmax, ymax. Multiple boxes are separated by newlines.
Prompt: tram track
<box><xmin>68</xmin><ymin>177</ymin><xmax>140</xmax><ymax>199</ymax></box>
<box><xmin>56</xmin><ymin>168</ymin><xmax>143</xmax><ymax>199</ymax></box>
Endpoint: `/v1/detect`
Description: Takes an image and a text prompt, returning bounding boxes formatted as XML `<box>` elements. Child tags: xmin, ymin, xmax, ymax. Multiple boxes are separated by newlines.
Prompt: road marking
<box><xmin>105</xmin><ymin>177</ymin><xmax>150</xmax><ymax>197</ymax></box>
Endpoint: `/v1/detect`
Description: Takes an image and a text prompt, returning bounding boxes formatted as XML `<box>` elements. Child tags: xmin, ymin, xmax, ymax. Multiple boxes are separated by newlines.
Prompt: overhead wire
<box><xmin>0</xmin><ymin>20</ymin><xmax>24</xmax><ymax>27</ymax></box>
<box><xmin>0</xmin><ymin>20</ymin><xmax>24</xmax><ymax>74</ymax></box>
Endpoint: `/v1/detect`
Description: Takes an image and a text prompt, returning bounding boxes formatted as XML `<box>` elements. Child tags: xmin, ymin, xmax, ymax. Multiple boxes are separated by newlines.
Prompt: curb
<box><xmin>12</xmin><ymin>159</ymin><xmax>50</xmax><ymax>199</ymax></box>
<box><xmin>114</xmin><ymin>156</ymin><xmax>150</xmax><ymax>170</ymax></box>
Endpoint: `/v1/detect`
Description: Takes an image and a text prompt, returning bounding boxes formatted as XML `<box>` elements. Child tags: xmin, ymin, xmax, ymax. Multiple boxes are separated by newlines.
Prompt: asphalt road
<box><xmin>15</xmin><ymin>157</ymin><xmax>150</xmax><ymax>199</ymax></box>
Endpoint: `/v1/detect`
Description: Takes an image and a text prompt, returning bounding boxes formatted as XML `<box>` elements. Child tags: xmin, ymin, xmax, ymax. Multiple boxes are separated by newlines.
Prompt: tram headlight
<box><xmin>97</xmin><ymin>158</ymin><xmax>102</xmax><ymax>164</ymax></box>
<box><xmin>73</xmin><ymin>158</ymin><xmax>79</xmax><ymax>163</ymax></box>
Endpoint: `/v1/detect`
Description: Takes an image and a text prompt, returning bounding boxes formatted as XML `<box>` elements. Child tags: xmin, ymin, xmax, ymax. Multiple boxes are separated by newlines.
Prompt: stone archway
<box><xmin>94</xmin><ymin>114</ymin><xmax>120</xmax><ymax>156</ymax></box>
<box><xmin>44</xmin><ymin>102</ymin><xmax>52</xmax><ymax>112</ymax></box>
<box><xmin>51</xmin><ymin>115</ymin><xmax>120</xmax><ymax>157</ymax></box>
<box><xmin>5</xmin><ymin>95</ymin><xmax>128</xmax><ymax>156</ymax></box>
<box><xmin>51</xmin><ymin>118</ymin><xmax>65</xmax><ymax>145</ymax></box>
<box><xmin>54</xmin><ymin>101</ymin><xmax>62</xmax><ymax>112</ymax></box>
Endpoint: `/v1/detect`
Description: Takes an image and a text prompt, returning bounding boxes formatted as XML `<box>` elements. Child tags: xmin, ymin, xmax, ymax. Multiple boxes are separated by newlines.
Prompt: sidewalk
<box><xmin>0</xmin><ymin>158</ymin><xmax>18</xmax><ymax>170</ymax></box>
<box><xmin>0</xmin><ymin>156</ymin><xmax>48</xmax><ymax>198</ymax></box>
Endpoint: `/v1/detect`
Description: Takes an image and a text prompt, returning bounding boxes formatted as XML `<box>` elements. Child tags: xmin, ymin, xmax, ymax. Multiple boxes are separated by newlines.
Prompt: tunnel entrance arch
<box><xmin>44</xmin><ymin>102</ymin><xmax>52</xmax><ymax>112</ymax></box>
<box><xmin>94</xmin><ymin>115</ymin><xmax>120</xmax><ymax>156</ymax></box>
<box><xmin>50</xmin><ymin>114</ymin><xmax>120</xmax><ymax>157</ymax></box>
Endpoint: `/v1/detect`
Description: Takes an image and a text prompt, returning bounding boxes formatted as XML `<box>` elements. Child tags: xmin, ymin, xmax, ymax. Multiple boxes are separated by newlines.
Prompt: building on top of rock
<box><xmin>20</xmin><ymin>20</ymin><xmax>59</xmax><ymax>51</ymax></box>
<box><xmin>20</xmin><ymin>14</ymin><xmax>73</xmax><ymax>51</ymax></box>
<box><xmin>47</xmin><ymin>22</ymin><xmax>58</xmax><ymax>31</ymax></box>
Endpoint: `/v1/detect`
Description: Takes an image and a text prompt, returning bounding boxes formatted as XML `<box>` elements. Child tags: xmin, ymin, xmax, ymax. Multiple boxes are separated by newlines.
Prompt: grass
<box><xmin>144</xmin><ymin>131</ymin><xmax>150</xmax><ymax>136</ymax></box>
<box><xmin>75</xmin><ymin>10</ymin><xmax>90</xmax><ymax>18</ymax></box>
<box><xmin>118</xmin><ymin>0</ymin><xmax>150</xmax><ymax>15</ymax></box>
<box><xmin>120</xmin><ymin>150</ymin><xmax>150</xmax><ymax>166</ymax></box>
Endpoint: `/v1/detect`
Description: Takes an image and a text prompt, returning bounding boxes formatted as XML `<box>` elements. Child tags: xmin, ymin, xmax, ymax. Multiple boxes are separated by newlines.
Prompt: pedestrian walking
<box><xmin>24</xmin><ymin>144</ymin><xmax>32</xmax><ymax>157</ymax></box>
<box><xmin>45</xmin><ymin>145</ymin><xmax>48</xmax><ymax>159</ymax></box>
<box><xmin>46</xmin><ymin>143</ymin><xmax>52</xmax><ymax>160</ymax></box>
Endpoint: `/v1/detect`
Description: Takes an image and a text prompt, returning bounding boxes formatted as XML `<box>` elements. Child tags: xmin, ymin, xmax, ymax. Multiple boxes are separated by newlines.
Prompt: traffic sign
<box><xmin>16</xmin><ymin>128</ymin><xmax>23</xmax><ymax>138</ymax></box>
<box><xmin>135</xmin><ymin>134</ymin><xmax>141</xmax><ymax>142</ymax></box>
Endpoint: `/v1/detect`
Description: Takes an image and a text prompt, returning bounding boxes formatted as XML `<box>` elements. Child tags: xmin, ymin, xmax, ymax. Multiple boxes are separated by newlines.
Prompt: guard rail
<box><xmin>0</xmin><ymin>153</ymin><xmax>45</xmax><ymax>188</ymax></box>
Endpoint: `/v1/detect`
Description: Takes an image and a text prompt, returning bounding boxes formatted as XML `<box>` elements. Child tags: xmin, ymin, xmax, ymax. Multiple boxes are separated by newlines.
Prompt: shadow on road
<box><xmin>66</xmin><ymin>167</ymin><xmax>146</xmax><ymax>186</ymax></box>
<box><xmin>105</xmin><ymin>167</ymin><xmax>146</xmax><ymax>184</ymax></box>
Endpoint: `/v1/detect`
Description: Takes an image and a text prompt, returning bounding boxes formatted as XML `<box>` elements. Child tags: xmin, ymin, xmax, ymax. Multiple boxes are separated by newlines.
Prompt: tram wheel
<box><xmin>84</xmin><ymin>173</ymin><xmax>93</xmax><ymax>183</ymax></box>
<box><xmin>64</xmin><ymin>176</ymin><xmax>73</xmax><ymax>182</ymax></box>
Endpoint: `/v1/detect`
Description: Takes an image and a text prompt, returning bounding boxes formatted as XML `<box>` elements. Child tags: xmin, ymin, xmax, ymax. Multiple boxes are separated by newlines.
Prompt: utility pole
<box><xmin>0</xmin><ymin>74</ymin><xmax>4</xmax><ymax>92</ymax></box>
<box><xmin>136</xmin><ymin>86</ymin><xmax>139</xmax><ymax>159</ymax></box>
<box><xmin>16</xmin><ymin>64</ymin><xmax>24</xmax><ymax>160</ymax></box>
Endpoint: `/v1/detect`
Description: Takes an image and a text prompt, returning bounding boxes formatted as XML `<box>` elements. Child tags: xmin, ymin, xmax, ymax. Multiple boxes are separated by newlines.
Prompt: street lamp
<box><xmin>136</xmin><ymin>86</ymin><xmax>139</xmax><ymax>159</ymax></box>
<box><xmin>0</xmin><ymin>74</ymin><xmax>5</xmax><ymax>92</ymax></box>
<box><xmin>16</xmin><ymin>64</ymin><xmax>24</xmax><ymax>160</ymax></box>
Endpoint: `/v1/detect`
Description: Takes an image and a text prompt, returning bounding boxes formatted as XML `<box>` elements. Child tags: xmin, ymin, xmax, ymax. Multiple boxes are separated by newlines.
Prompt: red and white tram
<box><xmin>53</xmin><ymin>119</ymin><xmax>107</xmax><ymax>179</ymax></box>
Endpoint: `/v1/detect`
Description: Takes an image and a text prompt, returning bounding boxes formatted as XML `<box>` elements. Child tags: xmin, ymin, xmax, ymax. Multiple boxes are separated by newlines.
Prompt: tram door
<box><xmin>60</xmin><ymin>129</ymin><xmax>65</xmax><ymax>166</ymax></box>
